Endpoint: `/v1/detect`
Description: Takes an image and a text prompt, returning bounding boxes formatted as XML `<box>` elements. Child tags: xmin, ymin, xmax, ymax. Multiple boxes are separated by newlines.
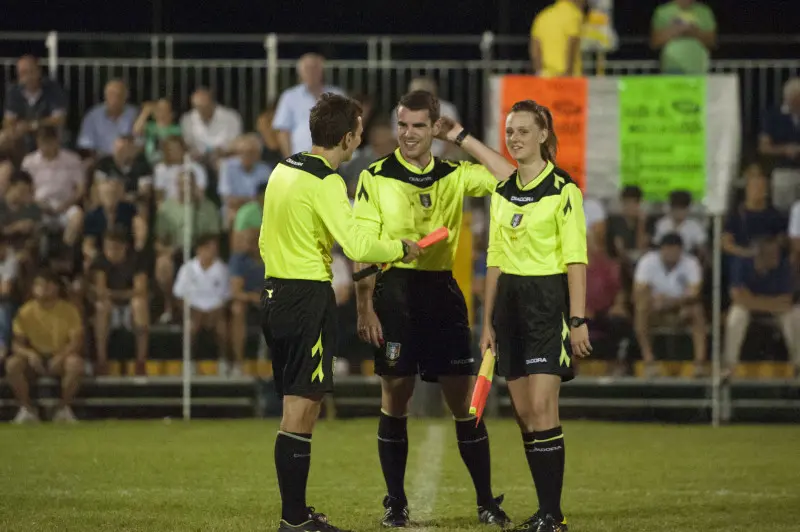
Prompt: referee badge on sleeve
<box><xmin>511</xmin><ymin>213</ymin><xmax>523</xmax><ymax>228</ymax></box>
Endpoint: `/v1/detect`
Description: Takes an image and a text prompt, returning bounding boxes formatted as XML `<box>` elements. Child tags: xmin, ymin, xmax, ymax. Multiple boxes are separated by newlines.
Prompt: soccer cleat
<box><xmin>278</xmin><ymin>507</ymin><xmax>351</xmax><ymax>532</ymax></box>
<box><xmin>381</xmin><ymin>495</ymin><xmax>410</xmax><ymax>527</ymax></box>
<box><xmin>536</xmin><ymin>514</ymin><xmax>568</xmax><ymax>532</ymax></box>
<box><xmin>508</xmin><ymin>511</ymin><xmax>543</xmax><ymax>532</ymax></box>
<box><xmin>478</xmin><ymin>494</ymin><xmax>512</xmax><ymax>528</ymax></box>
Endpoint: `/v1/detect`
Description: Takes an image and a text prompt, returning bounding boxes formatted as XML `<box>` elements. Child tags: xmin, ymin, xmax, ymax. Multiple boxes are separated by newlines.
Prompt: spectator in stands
<box><xmin>93</xmin><ymin>135</ymin><xmax>152</xmax><ymax>203</ymax></box>
<box><xmin>229</xmin><ymin>222</ymin><xmax>264</xmax><ymax>377</ymax></box>
<box><xmin>154</xmin><ymin>172</ymin><xmax>221</xmax><ymax>323</ymax></box>
<box><xmin>180</xmin><ymin>88</ymin><xmax>242</xmax><ymax>167</ymax></box>
<box><xmin>787</xmin><ymin>197</ymin><xmax>800</xmax><ymax>265</ymax></box>
<box><xmin>758</xmin><ymin>78</ymin><xmax>800</xmax><ymax>210</ymax></box>
<box><xmin>391</xmin><ymin>78</ymin><xmax>460</xmax><ymax>159</ymax></box>
<box><xmin>529</xmin><ymin>0</ymin><xmax>585</xmax><ymax>77</ymax></box>
<box><xmin>650</xmin><ymin>0</ymin><xmax>717</xmax><ymax>75</ymax></box>
<box><xmin>723</xmin><ymin>236</ymin><xmax>800</xmax><ymax>380</ymax></box>
<box><xmin>607</xmin><ymin>185</ymin><xmax>649</xmax><ymax>263</ymax></box>
<box><xmin>231</xmin><ymin>181</ymin><xmax>265</xmax><ymax>254</ymax></box>
<box><xmin>90</xmin><ymin>227</ymin><xmax>150</xmax><ymax>376</ymax></box>
<box><xmin>654</xmin><ymin>190</ymin><xmax>707</xmax><ymax>257</ymax></box>
<box><xmin>21</xmin><ymin>126</ymin><xmax>84</xmax><ymax>247</ymax></box>
<box><xmin>4</xmin><ymin>270</ymin><xmax>83</xmax><ymax>423</ymax></box>
<box><xmin>172</xmin><ymin>235</ymin><xmax>230</xmax><ymax>373</ymax></box>
<box><xmin>3</xmin><ymin>55</ymin><xmax>68</xmax><ymax>152</ymax></box>
<box><xmin>340</xmin><ymin>117</ymin><xmax>397</xmax><ymax>197</ymax></box>
<box><xmin>272</xmin><ymin>53</ymin><xmax>345</xmax><ymax>157</ymax></box>
<box><xmin>83</xmin><ymin>178</ymin><xmax>144</xmax><ymax>268</ymax></box>
<box><xmin>0</xmin><ymin>171</ymin><xmax>41</xmax><ymax>256</ymax></box>
<box><xmin>256</xmin><ymin>106</ymin><xmax>282</xmax><ymax>167</ymax></box>
<box><xmin>722</xmin><ymin>164</ymin><xmax>786</xmax><ymax>262</ymax></box>
<box><xmin>634</xmin><ymin>233</ymin><xmax>706</xmax><ymax>378</ymax></box>
<box><xmin>0</xmin><ymin>150</ymin><xmax>15</xmax><ymax>195</ymax></box>
<box><xmin>0</xmin><ymin>236</ymin><xmax>18</xmax><ymax>360</ymax></box>
<box><xmin>133</xmin><ymin>98</ymin><xmax>181</xmax><ymax>165</ymax></box>
<box><xmin>583</xmin><ymin>196</ymin><xmax>607</xmax><ymax>253</ymax></box>
<box><xmin>151</xmin><ymin>136</ymin><xmax>208</xmax><ymax>203</ymax></box>
<box><xmin>77</xmin><ymin>80</ymin><xmax>138</xmax><ymax>158</ymax></box>
<box><xmin>217</xmin><ymin>134</ymin><xmax>271</xmax><ymax>227</ymax></box>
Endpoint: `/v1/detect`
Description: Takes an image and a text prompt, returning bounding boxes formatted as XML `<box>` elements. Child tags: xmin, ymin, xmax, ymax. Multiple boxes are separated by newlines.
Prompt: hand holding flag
<box><xmin>469</xmin><ymin>349</ymin><xmax>496</xmax><ymax>426</ymax></box>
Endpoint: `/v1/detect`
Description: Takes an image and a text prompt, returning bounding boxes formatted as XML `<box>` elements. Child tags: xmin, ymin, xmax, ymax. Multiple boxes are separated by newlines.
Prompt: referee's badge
<box><xmin>419</xmin><ymin>193</ymin><xmax>432</xmax><ymax>209</ymax></box>
<box><xmin>386</xmin><ymin>342</ymin><xmax>402</xmax><ymax>367</ymax></box>
<box><xmin>511</xmin><ymin>213</ymin><xmax>524</xmax><ymax>228</ymax></box>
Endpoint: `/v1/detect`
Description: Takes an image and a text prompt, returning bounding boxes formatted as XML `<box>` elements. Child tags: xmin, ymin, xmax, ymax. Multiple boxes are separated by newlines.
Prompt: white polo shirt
<box><xmin>653</xmin><ymin>215</ymin><xmax>707</xmax><ymax>251</ymax></box>
<box><xmin>583</xmin><ymin>197</ymin><xmax>607</xmax><ymax>230</ymax></box>
<box><xmin>788</xmin><ymin>201</ymin><xmax>800</xmax><ymax>238</ymax></box>
<box><xmin>634</xmin><ymin>250</ymin><xmax>702</xmax><ymax>298</ymax></box>
<box><xmin>180</xmin><ymin>106</ymin><xmax>243</xmax><ymax>155</ymax></box>
<box><xmin>173</xmin><ymin>258</ymin><xmax>231</xmax><ymax>311</ymax></box>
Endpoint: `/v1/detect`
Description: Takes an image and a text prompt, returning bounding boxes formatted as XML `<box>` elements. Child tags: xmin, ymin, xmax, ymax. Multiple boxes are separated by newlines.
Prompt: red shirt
<box><xmin>586</xmin><ymin>252</ymin><xmax>621</xmax><ymax>315</ymax></box>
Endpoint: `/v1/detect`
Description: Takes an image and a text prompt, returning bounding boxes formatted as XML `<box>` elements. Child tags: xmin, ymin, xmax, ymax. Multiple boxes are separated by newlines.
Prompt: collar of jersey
<box><xmin>515</xmin><ymin>160</ymin><xmax>554</xmax><ymax>191</ymax></box>
<box><xmin>394</xmin><ymin>148</ymin><xmax>435</xmax><ymax>174</ymax></box>
<box><xmin>302</xmin><ymin>152</ymin><xmax>335</xmax><ymax>169</ymax></box>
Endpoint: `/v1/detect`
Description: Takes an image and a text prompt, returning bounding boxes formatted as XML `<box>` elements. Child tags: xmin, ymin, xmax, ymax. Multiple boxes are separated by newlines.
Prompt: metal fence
<box><xmin>1</xmin><ymin>32</ymin><xmax>799</xmax><ymax>148</ymax></box>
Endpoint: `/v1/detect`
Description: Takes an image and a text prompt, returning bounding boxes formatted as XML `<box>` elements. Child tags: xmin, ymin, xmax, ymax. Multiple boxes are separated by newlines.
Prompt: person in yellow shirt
<box><xmin>3</xmin><ymin>270</ymin><xmax>84</xmax><ymax>424</ymax></box>
<box><xmin>529</xmin><ymin>0</ymin><xmax>587</xmax><ymax>77</ymax></box>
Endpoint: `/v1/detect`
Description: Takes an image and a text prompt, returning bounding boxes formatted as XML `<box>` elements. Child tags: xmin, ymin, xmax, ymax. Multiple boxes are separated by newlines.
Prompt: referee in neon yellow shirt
<box><xmin>480</xmin><ymin>100</ymin><xmax>591</xmax><ymax>532</ymax></box>
<box><xmin>529</xmin><ymin>0</ymin><xmax>586</xmax><ymax>77</ymax></box>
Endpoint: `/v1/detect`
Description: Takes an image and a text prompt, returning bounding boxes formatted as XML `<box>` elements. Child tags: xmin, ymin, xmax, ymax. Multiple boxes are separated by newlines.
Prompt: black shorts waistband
<box><xmin>264</xmin><ymin>277</ymin><xmax>330</xmax><ymax>287</ymax></box>
<box><xmin>499</xmin><ymin>272</ymin><xmax>566</xmax><ymax>281</ymax></box>
<box><xmin>382</xmin><ymin>268</ymin><xmax>454</xmax><ymax>281</ymax></box>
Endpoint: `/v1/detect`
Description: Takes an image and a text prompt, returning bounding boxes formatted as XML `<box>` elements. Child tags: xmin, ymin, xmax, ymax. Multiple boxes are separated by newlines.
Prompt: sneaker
<box><xmin>381</xmin><ymin>495</ymin><xmax>410</xmax><ymax>527</ymax></box>
<box><xmin>536</xmin><ymin>514</ymin><xmax>568</xmax><ymax>532</ymax></box>
<box><xmin>52</xmin><ymin>406</ymin><xmax>78</xmax><ymax>424</ymax></box>
<box><xmin>278</xmin><ymin>507</ymin><xmax>351</xmax><ymax>531</ymax></box>
<box><xmin>12</xmin><ymin>406</ymin><xmax>39</xmax><ymax>424</ymax></box>
<box><xmin>218</xmin><ymin>358</ymin><xmax>229</xmax><ymax>377</ymax></box>
<box><xmin>509</xmin><ymin>511</ymin><xmax>543</xmax><ymax>532</ymax></box>
<box><xmin>229</xmin><ymin>362</ymin><xmax>244</xmax><ymax>378</ymax></box>
<box><xmin>158</xmin><ymin>311</ymin><xmax>173</xmax><ymax>324</ymax></box>
<box><xmin>478</xmin><ymin>494</ymin><xmax>512</xmax><ymax>528</ymax></box>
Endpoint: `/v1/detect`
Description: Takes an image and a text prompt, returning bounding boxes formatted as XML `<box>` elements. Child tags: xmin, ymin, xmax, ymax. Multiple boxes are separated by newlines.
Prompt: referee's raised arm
<box><xmin>436</xmin><ymin>116</ymin><xmax>517</xmax><ymax>182</ymax></box>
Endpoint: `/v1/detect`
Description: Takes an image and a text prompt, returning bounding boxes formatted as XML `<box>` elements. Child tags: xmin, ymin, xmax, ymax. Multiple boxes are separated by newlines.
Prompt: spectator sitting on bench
<box><xmin>82</xmin><ymin>177</ymin><xmax>143</xmax><ymax>270</ymax></box>
<box><xmin>653</xmin><ymin>190</ymin><xmax>707</xmax><ymax>260</ymax></box>
<box><xmin>3</xmin><ymin>269</ymin><xmax>83</xmax><ymax>423</ymax></box>
<box><xmin>633</xmin><ymin>233</ymin><xmax>706</xmax><ymax>378</ymax></box>
<box><xmin>172</xmin><ymin>234</ymin><xmax>230</xmax><ymax>374</ymax></box>
<box><xmin>90</xmin><ymin>227</ymin><xmax>150</xmax><ymax>376</ymax></box>
<box><xmin>723</xmin><ymin>236</ymin><xmax>800</xmax><ymax>380</ymax></box>
<box><xmin>0</xmin><ymin>170</ymin><xmax>41</xmax><ymax>263</ymax></box>
<box><xmin>228</xmin><ymin>223</ymin><xmax>264</xmax><ymax>377</ymax></box>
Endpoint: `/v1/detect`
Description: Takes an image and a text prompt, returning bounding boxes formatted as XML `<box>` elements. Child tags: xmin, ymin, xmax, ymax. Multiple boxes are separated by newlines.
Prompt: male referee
<box><xmin>261</xmin><ymin>93</ymin><xmax>421</xmax><ymax>532</ymax></box>
<box><xmin>353</xmin><ymin>90</ymin><xmax>517</xmax><ymax>528</ymax></box>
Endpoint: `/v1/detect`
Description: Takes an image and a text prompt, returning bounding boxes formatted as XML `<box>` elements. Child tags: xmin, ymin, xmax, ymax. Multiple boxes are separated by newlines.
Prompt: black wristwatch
<box><xmin>568</xmin><ymin>317</ymin><xmax>587</xmax><ymax>328</ymax></box>
<box><xmin>454</xmin><ymin>129</ymin><xmax>470</xmax><ymax>147</ymax></box>
<box><xmin>401</xmin><ymin>241</ymin><xmax>409</xmax><ymax>257</ymax></box>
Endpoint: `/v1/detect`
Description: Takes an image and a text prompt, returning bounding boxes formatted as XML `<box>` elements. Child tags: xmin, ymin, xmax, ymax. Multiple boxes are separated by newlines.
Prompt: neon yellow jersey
<box><xmin>259</xmin><ymin>152</ymin><xmax>404</xmax><ymax>282</ymax></box>
<box><xmin>487</xmin><ymin>161</ymin><xmax>588</xmax><ymax>275</ymax></box>
<box><xmin>531</xmin><ymin>0</ymin><xmax>584</xmax><ymax>77</ymax></box>
<box><xmin>353</xmin><ymin>149</ymin><xmax>498</xmax><ymax>271</ymax></box>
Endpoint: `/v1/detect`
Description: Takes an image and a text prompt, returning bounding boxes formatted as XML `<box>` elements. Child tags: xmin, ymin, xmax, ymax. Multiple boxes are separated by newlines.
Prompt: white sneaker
<box><xmin>12</xmin><ymin>406</ymin><xmax>40</xmax><ymax>424</ymax></box>
<box><xmin>52</xmin><ymin>406</ymin><xmax>78</xmax><ymax>424</ymax></box>
<box><xmin>218</xmin><ymin>358</ymin><xmax>230</xmax><ymax>377</ymax></box>
<box><xmin>229</xmin><ymin>362</ymin><xmax>244</xmax><ymax>378</ymax></box>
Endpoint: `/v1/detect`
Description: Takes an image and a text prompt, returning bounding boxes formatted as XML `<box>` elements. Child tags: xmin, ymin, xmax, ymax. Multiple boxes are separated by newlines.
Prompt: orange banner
<box><xmin>499</xmin><ymin>76</ymin><xmax>588</xmax><ymax>189</ymax></box>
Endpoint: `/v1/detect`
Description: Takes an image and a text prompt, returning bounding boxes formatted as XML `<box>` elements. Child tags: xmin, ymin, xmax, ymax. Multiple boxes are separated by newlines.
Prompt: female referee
<box><xmin>478</xmin><ymin>100</ymin><xmax>591</xmax><ymax>532</ymax></box>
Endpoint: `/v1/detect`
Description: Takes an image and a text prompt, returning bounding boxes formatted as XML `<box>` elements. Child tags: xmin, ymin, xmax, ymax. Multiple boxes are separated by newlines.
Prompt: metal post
<box><xmin>380</xmin><ymin>37</ymin><xmax>392</xmax><ymax>112</ymax></box>
<box><xmin>711</xmin><ymin>214</ymin><xmax>723</xmax><ymax>427</ymax></box>
<box><xmin>264</xmin><ymin>33</ymin><xmax>278</xmax><ymax>107</ymax></box>
<box><xmin>165</xmin><ymin>36</ymin><xmax>174</xmax><ymax>98</ymax></box>
<box><xmin>182</xmin><ymin>164</ymin><xmax>194</xmax><ymax>421</ymax></box>
<box><xmin>45</xmin><ymin>31</ymin><xmax>58</xmax><ymax>78</ymax></box>
<box><xmin>150</xmin><ymin>34</ymin><xmax>160</xmax><ymax>100</ymax></box>
<box><xmin>367</xmin><ymin>36</ymin><xmax>379</xmax><ymax>98</ymax></box>
<box><xmin>480</xmin><ymin>32</ymin><xmax>495</xmax><ymax>135</ymax></box>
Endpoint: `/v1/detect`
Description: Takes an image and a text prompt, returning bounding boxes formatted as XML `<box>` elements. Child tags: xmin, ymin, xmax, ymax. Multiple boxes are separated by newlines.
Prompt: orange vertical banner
<box><xmin>499</xmin><ymin>76</ymin><xmax>588</xmax><ymax>189</ymax></box>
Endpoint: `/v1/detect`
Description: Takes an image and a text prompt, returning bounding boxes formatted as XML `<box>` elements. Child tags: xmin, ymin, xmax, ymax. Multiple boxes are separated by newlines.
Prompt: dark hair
<box><xmin>116</xmin><ymin>134</ymin><xmax>136</xmax><ymax>143</ymax></box>
<box><xmin>669</xmin><ymin>190</ymin><xmax>692</xmax><ymax>209</ymax></box>
<box><xmin>195</xmin><ymin>233</ymin><xmax>219</xmax><ymax>249</ymax></box>
<box><xmin>397</xmin><ymin>90</ymin><xmax>440</xmax><ymax>124</ymax></box>
<box><xmin>36</xmin><ymin>125</ymin><xmax>59</xmax><ymax>142</ymax></box>
<box><xmin>34</xmin><ymin>268</ymin><xmax>62</xmax><ymax>287</ymax></box>
<box><xmin>660</xmin><ymin>232</ymin><xmax>684</xmax><ymax>248</ymax></box>
<box><xmin>621</xmin><ymin>185</ymin><xmax>643</xmax><ymax>201</ymax></box>
<box><xmin>162</xmin><ymin>135</ymin><xmax>186</xmax><ymax>149</ymax></box>
<box><xmin>104</xmin><ymin>225</ymin><xmax>129</xmax><ymax>244</ymax></box>
<box><xmin>509</xmin><ymin>100</ymin><xmax>558</xmax><ymax>161</ymax></box>
<box><xmin>309</xmin><ymin>93</ymin><xmax>363</xmax><ymax>149</ymax></box>
<box><xmin>9</xmin><ymin>170</ymin><xmax>33</xmax><ymax>187</ymax></box>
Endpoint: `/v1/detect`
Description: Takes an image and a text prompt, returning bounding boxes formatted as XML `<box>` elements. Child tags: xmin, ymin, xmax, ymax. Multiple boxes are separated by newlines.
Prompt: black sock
<box><xmin>524</xmin><ymin>426</ymin><xmax>565</xmax><ymax>520</ymax></box>
<box><xmin>455</xmin><ymin>418</ymin><xmax>494</xmax><ymax>507</ymax></box>
<box><xmin>378</xmin><ymin>412</ymin><xmax>408</xmax><ymax>503</ymax></box>
<box><xmin>274</xmin><ymin>431</ymin><xmax>312</xmax><ymax>524</ymax></box>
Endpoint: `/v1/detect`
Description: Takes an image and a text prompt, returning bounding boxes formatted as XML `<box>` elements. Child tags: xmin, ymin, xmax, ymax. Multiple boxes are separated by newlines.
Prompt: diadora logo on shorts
<box><xmin>386</xmin><ymin>342</ymin><xmax>401</xmax><ymax>367</ymax></box>
<box><xmin>450</xmin><ymin>358</ymin><xmax>475</xmax><ymax>365</ymax></box>
<box><xmin>526</xmin><ymin>357</ymin><xmax>547</xmax><ymax>365</ymax></box>
<box><xmin>511</xmin><ymin>213</ymin><xmax>524</xmax><ymax>228</ymax></box>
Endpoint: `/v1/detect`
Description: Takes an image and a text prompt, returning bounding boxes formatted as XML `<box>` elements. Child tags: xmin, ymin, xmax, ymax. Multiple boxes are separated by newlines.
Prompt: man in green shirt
<box><xmin>651</xmin><ymin>0</ymin><xmax>717</xmax><ymax>74</ymax></box>
<box><xmin>231</xmin><ymin>181</ymin><xmax>266</xmax><ymax>253</ymax></box>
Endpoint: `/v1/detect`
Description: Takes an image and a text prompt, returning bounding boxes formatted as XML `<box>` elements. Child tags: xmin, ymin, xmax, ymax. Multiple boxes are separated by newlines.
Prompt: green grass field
<box><xmin>1</xmin><ymin>419</ymin><xmax>799</xmax><ymax>531</ymax></box>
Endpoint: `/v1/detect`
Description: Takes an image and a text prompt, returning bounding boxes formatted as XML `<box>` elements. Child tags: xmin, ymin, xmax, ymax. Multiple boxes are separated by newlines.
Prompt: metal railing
<box><xmin>1</xmin><ymin>32</ymin><xmax>799</xmax><ymax>145</ymax></box>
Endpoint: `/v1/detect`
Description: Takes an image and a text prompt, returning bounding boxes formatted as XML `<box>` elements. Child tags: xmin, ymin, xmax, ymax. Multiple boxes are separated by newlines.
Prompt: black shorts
<box><xmin>372</xmin><ymin>269</ymin><xmax>474</xmax><ymax>382</ymax></box>
<box><xmin>493</xmin><ymin>273</ymin><xmax>575</xmax><ymax>382</ymax></box>
<box><xmin>261</xmin><ymin>278</ymin><xmax>337</xmax><ymax>398</ymax></box>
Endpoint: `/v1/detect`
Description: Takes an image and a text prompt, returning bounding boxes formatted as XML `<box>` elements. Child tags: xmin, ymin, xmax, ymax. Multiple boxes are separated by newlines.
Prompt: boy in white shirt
<box><xmin>653</xmin><ymin>190</ymin><xmax>707</xmax><ymax>258</ymax></box>
<box><xmin>173</xmin><ymin>234</ymin><xmax>230</xmax><ymax>371</ymax></box>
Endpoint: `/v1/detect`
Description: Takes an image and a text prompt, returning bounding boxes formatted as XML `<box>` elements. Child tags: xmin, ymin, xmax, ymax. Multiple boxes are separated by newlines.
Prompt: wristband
<box><xmin>401</xmin><ymin>241</ymin><xmax>409</xmax><ymax>257</ymax></box>
<box><xmin>454</xmin><ymin>129</ymin><xmax>469</xmax><ymax>147</ymax></box>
